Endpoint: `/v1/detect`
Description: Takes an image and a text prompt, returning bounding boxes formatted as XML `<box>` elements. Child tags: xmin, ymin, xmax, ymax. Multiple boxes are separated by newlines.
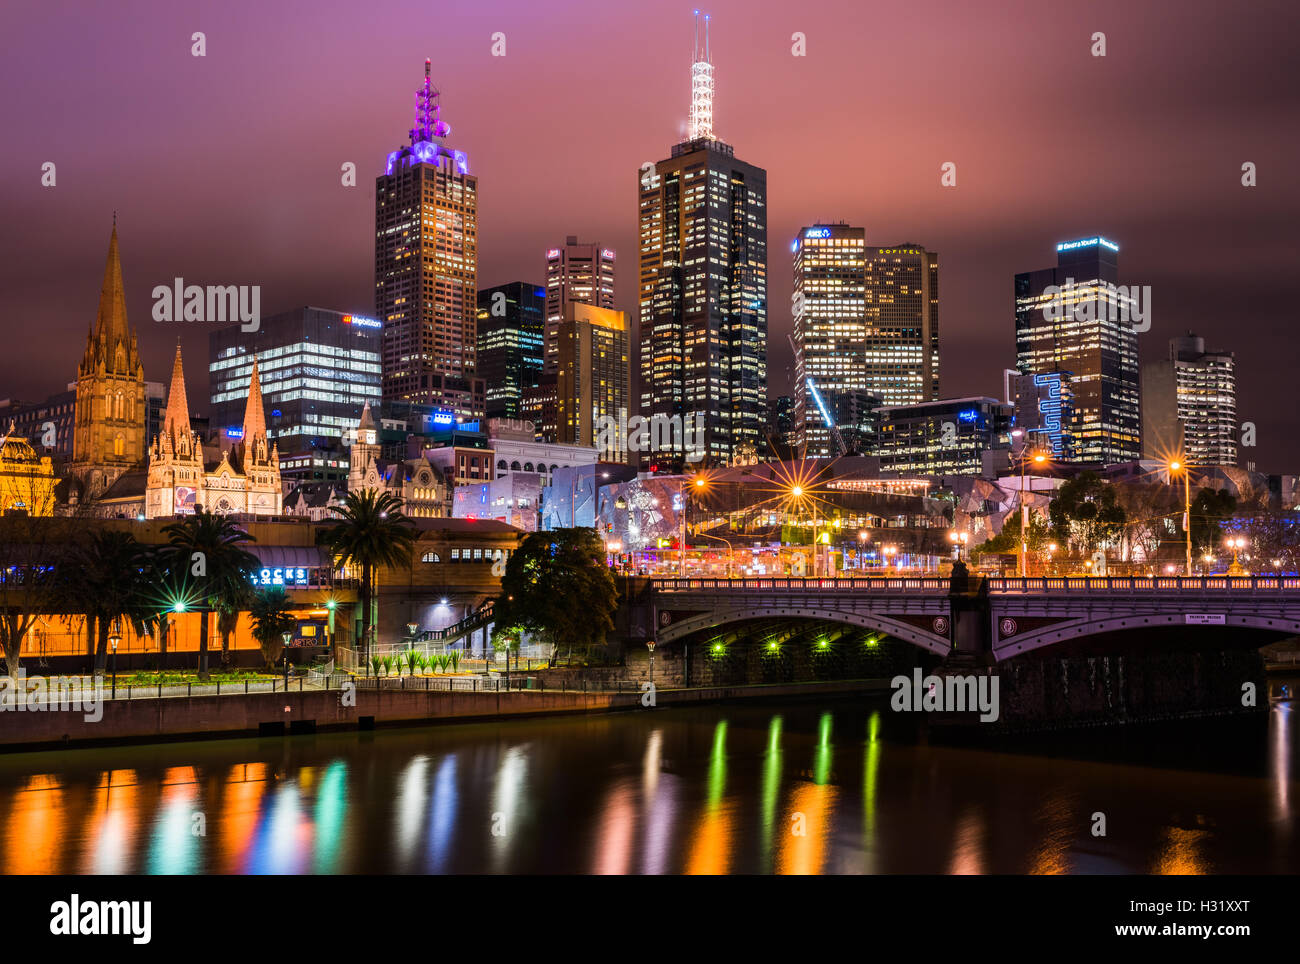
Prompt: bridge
<box><xmin>646</xmin><ymin>575</ymin><xmax>1300</xmax><ymax>660</ymax></box>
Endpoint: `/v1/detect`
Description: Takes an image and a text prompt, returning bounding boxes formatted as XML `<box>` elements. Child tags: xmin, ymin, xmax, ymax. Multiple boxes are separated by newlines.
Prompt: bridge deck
<box><xmin>650</xmin><ymin>576</ymin><xmax>1300</xmax><ymax>594</ymax></box>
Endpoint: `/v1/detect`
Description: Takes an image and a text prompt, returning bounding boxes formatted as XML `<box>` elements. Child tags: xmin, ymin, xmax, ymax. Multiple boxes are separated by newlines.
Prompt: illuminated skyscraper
<box><xmin>1015</xmin><ymin>236</ymin><xmax>1141</xmax><ymax>464</ymax></box>
<box><xmin>637</xmin><ymin>13</ymin><xmax>767</xmax><ymax>465</ymax></box>
<box><xmin>375</xmin><ymin>60</ymin><xmax>482</xmax><ymax>419</ymax></box>
<box><xmin>1141</xmin><ymin>333</ymin><xmax>1236</xmax><ymax>466</ymax></box>
<box><xmin>477</xmin><ymin>282</ymin><xmax>545</xmax><ymax>419</ymax></box>
<box><xmin>545</xmin><ymin>238</ymin><xmax>615</xmax><ymax>376</ymax></box>
<box><xmin>792</xmin><ymin>225</ymin><xmax>938</xmax><ymax>456</ymax></box>
<box><xmin>556</xmin><ymin>304</ymin><xmax>630</xmax><ymax>458</ymax></box>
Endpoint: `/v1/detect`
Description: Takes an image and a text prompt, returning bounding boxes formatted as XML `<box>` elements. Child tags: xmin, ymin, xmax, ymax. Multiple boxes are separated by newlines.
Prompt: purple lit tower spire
<box><xmin>410</xmin><ymin>58</ymin><xmax>451</xmax><ymax>145</ymax></box>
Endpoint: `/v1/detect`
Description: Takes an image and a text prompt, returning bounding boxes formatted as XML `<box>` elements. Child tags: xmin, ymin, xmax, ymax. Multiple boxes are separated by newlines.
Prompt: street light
<box><xmin>1225</xmin><ymin>536</ymin><xmax>1247</xmax><ymax>576</ymax></box>
<box><xmin>282</xmin><ymin>631</ymin><xmax>293</xmax><ymax>689</ymax></box>
<box><xmin>882</xmin><ymin>544</ymin><xmax>898</xmax><ymax>573</ymax></box>
<box><xmin>646</xmin><ymin>640</ymin><xmax>656</xmax><ymax>685</ymax></box>
<box><xmin>1016</xmin><ymin>444</ymin><xmax>1049</xmax><ymax>577</ymax></box>
<box><xmin>108</xmin><ymin>619</ymin><xmax>122</xmax><ymax>700</ymax></box>
<box><xmin>947</xmin><ymin>530</ymin><xmax>969</xmax><ymax>562</ymax></box>
<box><xmin>1169</xmin><ymin>459</ymin><xmax>1193</xmax><ymax>577</ymax></box>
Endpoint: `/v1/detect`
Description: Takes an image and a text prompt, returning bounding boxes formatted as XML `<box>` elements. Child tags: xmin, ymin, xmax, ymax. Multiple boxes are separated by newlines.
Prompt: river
<box><xmin>0</xmin><ymin>692</ymin><xmax>1294</xmax><ymax>874</ymax></box>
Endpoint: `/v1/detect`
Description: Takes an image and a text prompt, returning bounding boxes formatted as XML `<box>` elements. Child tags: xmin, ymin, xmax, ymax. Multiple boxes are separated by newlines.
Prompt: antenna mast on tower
<box><xmin>688</xmin><ymin>11</ymin><xmax>715</xmax><ymax>141</ymax></box>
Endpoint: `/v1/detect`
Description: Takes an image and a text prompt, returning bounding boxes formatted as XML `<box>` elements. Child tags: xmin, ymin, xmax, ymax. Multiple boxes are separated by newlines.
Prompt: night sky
<box><xmin>3</xmin><ymin>0</ymin><xmax>1298</xmax><ymax>468</ymax></box>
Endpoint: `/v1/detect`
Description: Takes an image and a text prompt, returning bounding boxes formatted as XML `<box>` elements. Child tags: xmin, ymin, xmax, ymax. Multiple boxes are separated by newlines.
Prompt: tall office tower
<box><xmin>1015</xmin><ymin>236</ymin><xmax>1141</xmax><ymax>464</ymax></box>
<box><xmin>1141</xmin><ymin>333</ymin><xmax>1236</xmax><ymax>466</ymax></box>
<box><xmin>477</xmin><ymin>283</ymin><xmax>545</xmax><ymax>419</ymax></box>
<box><xmin>208</xmin><ymin>308</ymin><xmax>383</xmax><ymax>467</ymax></box>
<box><xmin>557</xmin><ymin>304</ymin><xmax>630</xmax><ymax>459</ymax></box>
<box><xmin>637</xmin><ymin>14</ymin><xmax>767</xmax><ymax>465</ymax></box>
<box><xmin>375</xmin><ymin>60</ymin><xmax>481</xmax><ymax>418</ymax></box>
<box><xmin>544</xmin><ymin>239</ymin><xmax>615</xmax><ymax>375</ymax></box>
<box><xmin>792</xmin><ymin>225</ymin><xmax>938</xmax><ymax>455</ymax></box>
<box><xmin>69</xmin><ymin>222</ymin><xmax>147</xmax><ymax>500</ymax></box>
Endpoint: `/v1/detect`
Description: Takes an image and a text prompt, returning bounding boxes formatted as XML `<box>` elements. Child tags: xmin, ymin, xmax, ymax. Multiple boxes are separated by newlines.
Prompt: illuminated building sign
<box><xmin>547</xmin><ymin>249</ymin><xmax>561</xmax><ymax>259</ymax></box>
<box><xmin>251</xmin><ymin>567</ymin><xmax>310</xmax><ymax>588</ymax></box>
<box><xmin>226</xmin><ymin>426</ymin><xmax>244</xmax><ymax>439</ymax></box>
<box><xmin>804</xmin><ymin>227</ymin><xmax>832</xmax><ymax>239</ymax></box>
<box><xmin>601</xmin><ymin>249</ymin><xmax>616</xmax><ymax>260</ymax></box>
<box><xmin>1032</xmin><ymin>372</ymin><xmax>1068</xmax><ymax>456</ymax></box>
<box><xmin>1056</xmin><ymin>236</ymin><xmax>1119</xmax><ymax>253</ymax></box>
<box><xmin>957</xmin><ymin>409</ymin><xmax>979</xmax><ymax>423</ymax></box>
<box><xmin>342</xmin><ymin>314</ymin><xmax>382</xmax><ymax>329</ymax></box>
<box><xmin>431</xmin><ymin>410</ymin><xmax>455</xmax><ymax>426</ymax></box>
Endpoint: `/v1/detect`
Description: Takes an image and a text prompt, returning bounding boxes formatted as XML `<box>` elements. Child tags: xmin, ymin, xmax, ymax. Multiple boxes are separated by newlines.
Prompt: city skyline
<box><xmin>2</xmin><ymin>0</ymin><xmax>1298</xmax><ymax>468</ymax></box>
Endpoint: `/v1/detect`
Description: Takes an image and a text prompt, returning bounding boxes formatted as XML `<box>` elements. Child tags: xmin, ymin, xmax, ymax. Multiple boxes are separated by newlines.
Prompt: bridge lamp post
<box><xmin>882</xmin><ymin>544</ymin><xmax>898</xmax><ymax>574</ymax></box>
<box><xmin>1226</xmin><ymin>536</ymin><xmax>1247</xmax><ymax>576</ymax></box>
<box><xmin>108</xmin><ymin>620</ymin><xmax>121</xmax><ymax>700</ymax></box>
<box><xmin>1169</xmin><ymin>460</ymin><xmax>1193</xmax><ymax>577</ymax></box>
<box><xmin>948</xmin><ymin>530</ymin><xmax>969</xmax><ymax>563</ymax></box>
<box><xmin>858</xmin><ymin>530</ymin><xmax>869</xmax><ymax>571</ymax></box>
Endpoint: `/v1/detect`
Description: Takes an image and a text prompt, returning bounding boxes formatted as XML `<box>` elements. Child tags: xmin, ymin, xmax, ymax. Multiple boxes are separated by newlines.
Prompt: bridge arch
<box><xmin>993</xmin><ymin>611</ymin><xmax>1300</xmax><ymax>660</ymax></box>
<box><xmin>657</xmin><ymin>605</ymin><xmax>952</xmax><ymax>656</ymax></box>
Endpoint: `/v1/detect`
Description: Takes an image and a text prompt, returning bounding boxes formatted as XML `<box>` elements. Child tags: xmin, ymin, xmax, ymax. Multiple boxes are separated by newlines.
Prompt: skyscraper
<box><xmin>637</xmin><ymin>14</ymin><xmax>767</xmax><ymax>465</ymax></box>
<box><xmin>557</xmin><ymin>304</ymin><xmax>630</xmax><ymax>459</ymax></box>
<box><xmin>544</xmin><ymin>239</ymin><xmax>615</xmax><ymax>375</ymax></box>
<box><xmin>1015</xmin><ymin>236</ymin><xmax>1141</xmax><ymax>464</ymax></box>
<box><xmin>477</xmin><ymin>282</ymin><xmax>545</xmax><ymax>419</ymax></box>
<box><xmin>1141</xmin><ymin>333</ymin><xmax>1236</xmax><ymax>466</ymax></box>
<box><xmin>792</xmin><ymin>225</ymin><xmax>938</xmax><ymax>455</ymax></box>
<box><xmin>375</xmin><ymin>60</ymin><xmax>482</xmax><ymax>419</ymax></box>
<box><xmin>208</xmin><ymin>307</ymin><xmax>383</xmax><ymax>468</ymax></box>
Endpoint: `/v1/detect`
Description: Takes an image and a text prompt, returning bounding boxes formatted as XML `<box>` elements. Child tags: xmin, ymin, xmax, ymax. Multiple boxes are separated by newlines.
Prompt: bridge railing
<box><xmin>649</xmin><ymin>576</ymin><xmax>951</xmax><ymax>592</ymax></box>
<box><xmin>989</xmin><ymin>575</ymin><xmax>1300</xmax><ymax>593</ymax></box>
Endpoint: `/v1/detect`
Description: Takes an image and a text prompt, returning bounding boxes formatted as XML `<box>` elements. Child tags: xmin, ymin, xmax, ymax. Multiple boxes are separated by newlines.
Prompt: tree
<box><xmin>248</xmin><ymin>586</ymin><xmax>295</xmax><ymax>670</ymax></box>
<box><xmin>316</xmin><ymin>490</ymin><xmax>417</xmax><ymax>667</ymax></box>
<box><xmin>0</xmin><ymin>514</ymin><xmax>73</xmax><ymax>678</ymax></box>
<box><xmin>1190</xmin><ymin>488</ymin><xmax>1237</xmax><ymax>555</ymax></box>
<box><xmin>162</xmin><ymin>508</ymin><xmax>260</xmax><ymax>680</ymax></box>
<box><xmin>1111</xmin><ymin>482</ymin><xmax>1177</xmax><ymax>565</ymax></box>
<box><xmin>493</xmin><ymin>528</ymin><xmax>618</xmax><ymax>661</ymax></box>
<box><xmin>1048</xmin><ymin>472</ymin><xmax>1126</xmax><ymax>558</ymax></box>
<box><xmin>63</xmin><ymin>529</ymin><xmax>152</xmax><ymax>676</ymax></box>
<box><xmin>973</xmin><ymin>511</ymin><xmax>1053</xmax><ymax>557</ymax></box>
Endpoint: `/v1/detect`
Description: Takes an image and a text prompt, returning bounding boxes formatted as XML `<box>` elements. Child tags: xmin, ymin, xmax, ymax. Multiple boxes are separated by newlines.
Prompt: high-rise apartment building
<box><xmin>792</xmin><ymin>225</ymin><xmax>938</xmax><ymax>455</ymax></box>
<box><xmin>477</xmin><ymin>282</ymin><xmax>545</xmax><ymax>419</ymax></box>
<box><xmin>1015</xmin><ymin>236</ymin><xmax>1141</xmax><ymax>464</ymax></box>
<box><xmin>556</xmin><ymin>304</ymin><xmax>630</xmax><ymax>460</ymax></box>
<box><xmin>375</xmin><ymin>60</ymin><xmax>482</xmax><ymax>418</ymax></box>
<box><xmin>1141</xmin><ymin>333</ymin><xmax>1236</xmax><ymax>466</ymax></box>
<box><xmin>637</xmin><ymin>15</ymin><xmax>767</xmax><ymax>465</ymax></box>
<box><xmin>544</xmin><ymin>239</ymin><xmax>615</xmax><ymax>375</ymax></box>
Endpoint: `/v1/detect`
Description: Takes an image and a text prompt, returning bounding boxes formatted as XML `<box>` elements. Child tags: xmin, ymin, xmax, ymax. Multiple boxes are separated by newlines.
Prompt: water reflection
<box><xmin>0</xmin><ymin>698</ymin><xmax>1292</xmax><ymax>874</ymax></box>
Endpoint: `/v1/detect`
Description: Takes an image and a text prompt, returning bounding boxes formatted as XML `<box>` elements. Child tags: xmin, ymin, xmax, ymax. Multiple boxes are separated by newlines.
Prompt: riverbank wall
<box><xmin>0</xmin><ymin>678</ymin><xmax>888</xmax><ymax>753</ymax></box>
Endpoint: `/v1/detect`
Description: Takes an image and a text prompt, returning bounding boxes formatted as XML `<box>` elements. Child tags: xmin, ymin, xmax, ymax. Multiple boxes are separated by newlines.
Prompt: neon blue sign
<box><xmin>957</xmin><ymin>409</ymin><xmax>979</xmax><ymax>423</ymax></box>
<box><xmin>1032</xmin><ymin>372</ymin><xmax>1068</xmax><ymax>456</ymax></box>
<box><xmin>804</xmin><ymin>228</ymin><xmax>831</xmax><ymax>239</ymax></box>
<box><xmin>806</xmin><ymin>377</ymin><xmax>835</xmax><ymax>431</ymax></box>
<box><xmin>226</xmin><ymin>426</ymin><xmax>244</xmax><ymax>439</ymax></box>
<box><xmin>1056</xmin><ymin>236</ymin><xmax>1119</xmax><ymax>253</ymax></box>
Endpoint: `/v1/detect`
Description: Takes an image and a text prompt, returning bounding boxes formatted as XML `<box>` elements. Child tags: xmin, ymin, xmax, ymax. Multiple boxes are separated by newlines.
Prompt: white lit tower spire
<box><xmin>688</xmin><ymin>11</ymin><xmax>714</xmax><ymax>141</ymax></box>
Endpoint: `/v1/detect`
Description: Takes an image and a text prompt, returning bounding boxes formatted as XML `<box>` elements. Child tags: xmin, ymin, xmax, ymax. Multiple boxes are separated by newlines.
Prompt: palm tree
<box><xmin>248</xmin><ymin>586</ymin><xmax>295</xmax><ymax>670</ymax></box>
<box><xmin>316</xmin><ymin>490</ymin><xmax>417</xmax><ymax>668</ymax></box>
<box><xmin>162</xmin><ymin>508</ymin><xmax>260</xmax><ymax>680</ymax></box>
<box><xmin>63</xmin><ymin>530</ymin><xmax>152</xmax><ymax>676</ymax></box>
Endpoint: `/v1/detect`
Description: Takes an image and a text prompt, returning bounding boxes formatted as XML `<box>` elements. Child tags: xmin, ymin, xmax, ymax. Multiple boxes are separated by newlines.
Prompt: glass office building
<box><xmin>208</xmin><ymin>307</ymin><xmax>382</xmax><ymax>466</ymax></box>
<box><xmin>476</xmin><ymin>282</ymin><xmax>545</xmax><ymax>419</ymax></box>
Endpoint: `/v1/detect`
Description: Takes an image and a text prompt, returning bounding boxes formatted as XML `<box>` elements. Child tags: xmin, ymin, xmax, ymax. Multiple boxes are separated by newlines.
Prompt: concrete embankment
<box><xmin>0</xmin><ymin>678</ymin><xmax>888</xmax><ymax>752</ymax></box>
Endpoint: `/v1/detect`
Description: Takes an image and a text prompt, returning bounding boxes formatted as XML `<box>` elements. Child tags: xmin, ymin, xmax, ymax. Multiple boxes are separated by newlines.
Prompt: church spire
<box><xmin>242</xmin><ymin>356</ymin><xmax>267</xmax><ymax>445</ymax></box>
<box><xmin>94</xmin><ymin>221</ymin><xmax>131</xmax><ymax>352</ymax></box>
<box><xmin>163</xmin><ymin>341</ymin><xmax>190</xmax><ymax>442</ymax></box>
